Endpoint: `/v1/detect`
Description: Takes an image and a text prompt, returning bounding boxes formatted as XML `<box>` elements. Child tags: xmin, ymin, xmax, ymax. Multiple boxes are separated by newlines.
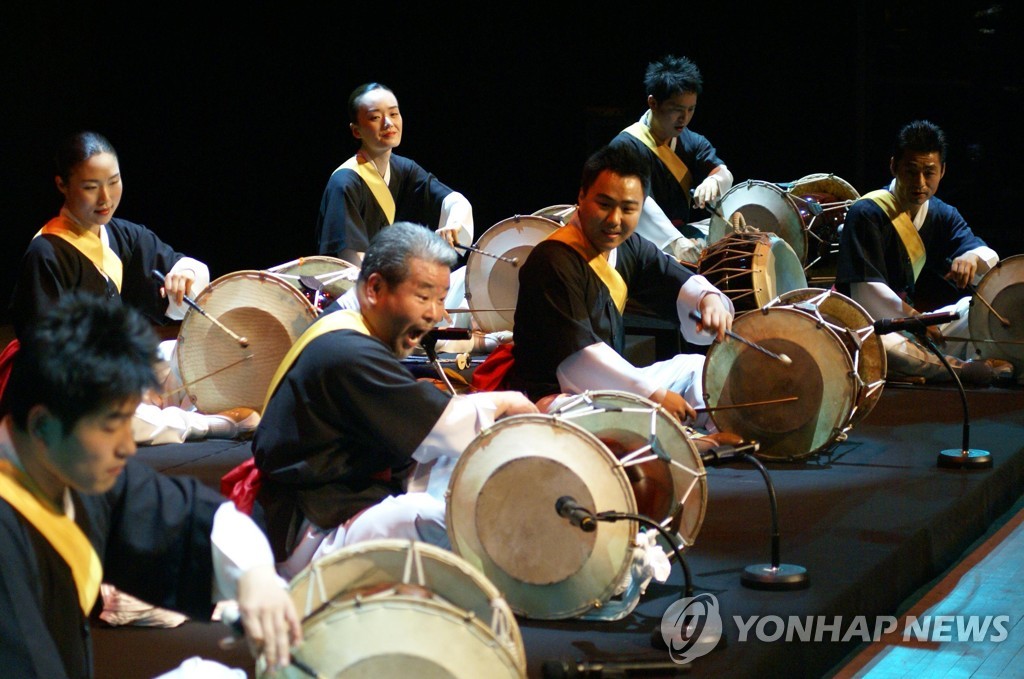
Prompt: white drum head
<box><xmin>176</xmin><ymin>271</ymin><xmax>317</xmax><ymax>413</ymax></box>
<box><xmin>531</xmin><ymin>204</ymin><xmax>577</xmax><ymax>225</ymax></box>
<box><xmin>552</xmin><ymin>390</ymin><xmax>708</xmax><ymax>547</ymax></box>
<box><xmin>464</xmin><ymin>215</ymin><xmax>559</xmax><ymax>333</ymax></box>
<box><xmin>697</xmin><ymin>232</ymin><xmax>808</xmax><ymax>312</ymax></box>
<box><xmin>709</xmin><ymin>180</ymin><xmax>808</xmax><ymax>263</ymax></box>
<box><xmin>703</xmin><ymin>307</ymin><xmax>857</xmax><ymax>460</ymax></box>
<box><xmin>266</xmin><ymin>255</ymin><xmax>360</xmax><ymax>308</ymax></box>
<box><xmin>270</xmin><ymin>539</ymin><xmax>525</xmax><ymax>678</ymax></box>
<box><xmin>446</xmin><ymin>415</ymin><xmax>636</xmax><ymax>619</ymax></box>
<box><xmin>969</xmin><ymin>254</ymin><xmax>1024</xmax><ymax>372</ymax></box>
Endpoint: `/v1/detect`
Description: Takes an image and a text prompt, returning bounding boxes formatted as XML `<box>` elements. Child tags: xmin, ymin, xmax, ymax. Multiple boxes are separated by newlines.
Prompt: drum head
<box><xmin>446</xmin><ymin>415</ymin><xmax>636</xmax><ymax>619</ymax></box>
<box><xmin>697</xmin><ymin>233</ymin><xmax>808</xmax><ymax>312</ymax></box>
<box><xmin>708</xmin><ymin>180</ymin><xmax>808</xmax><ymax>262</ymax></box>
<box><xmin>176</xmin><ymin>271</ymin><xmax>317</xmax><ymax>413</ymax></box>
<box><xmin>267</xmin><ymin>255</ymin><xmax>360</xmax><ymax>307</ymax></box>
<box><xmin>969</xmin><ymin>255</ymin><xmax>1024</xmax><ymax>372</ymax></box>
<box><xmin>465</xmin><ymin>215</ymin><xmax>559</xmax><ymax>333</ymax></box>
<box><xmin>531</xmin><ymin>204</ymin><xmax>577</xmax><ymax>225</ymax></box>
<box><xmin>273</xmin><ymin>539</ymin><xmax>524</xmax><ymax>678</ymax></box>
<box><xmin>774</xmin><ymin>288</ymin><xmax>886</xmax><ymax>428</ymax></box>
<box><xmin>703</xmin><ymin>307</ymin><xmax>857</xmax><ymax>460</ymax></box>
<box><xmin>552</xmin><ymin>390</ymin><xmax>708</xmax><ymax>547</ymax></box>
<box><xmin>790</xmin><ymin>173</ymin><xmax>861</xmax><ymax>203</ymax></box>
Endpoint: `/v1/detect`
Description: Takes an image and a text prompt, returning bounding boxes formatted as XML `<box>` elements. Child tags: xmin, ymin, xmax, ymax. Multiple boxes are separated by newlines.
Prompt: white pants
<box><xmin>132</xmin><ymin>339</ymin><xmax>212</xmax><ymax>445</ymax></box>
<box><xmin>884</xmin><ymin>296</ymin><xmax>976</xmax><ymax>381</ymax></box>
<box><xmin>637</xmin><ymin>353</ymin><xmax>714</xmax><ymax>430</ymax></box>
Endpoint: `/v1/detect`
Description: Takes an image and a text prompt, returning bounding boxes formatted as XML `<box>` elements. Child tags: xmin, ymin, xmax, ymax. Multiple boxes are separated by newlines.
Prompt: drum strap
<box><xmin>341</xmin><ymin>153</ymin><xmax>396</xmax><ymax>225</ymax></box>
<box><xmin>0</xmin><ymin>460</ymin><xmax>102</xmax><ymax>615</ymax></box>
<box><xmin>262</xmin><ymin>309</ymin><xmax>371</xmax><ymax>411</ymax></box>
<box><xmin>863</xmin><ymin>190</ymin><xmax>926</xmax><ymax>282</ymax></box>
<box><xmin>36</xmin><ymin>213</ymin><xmax>123</xmax><ymax>292</ymax></box>
<box><xmin>546</xmin><ymin>218</ymin><xmax>628</xmax><ymax>313</ymax></box>
<box><xmin>622</xmin><ymin>118</ymin><xmax>693</xmax><ymax>196</ymax></box>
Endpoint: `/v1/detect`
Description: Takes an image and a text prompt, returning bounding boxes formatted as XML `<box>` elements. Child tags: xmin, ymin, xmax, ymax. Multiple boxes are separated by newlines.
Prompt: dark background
<box><xmin>2</xmin><ymin>2</ymin><xmax>1021</xmax><ymax>323</ymax></box>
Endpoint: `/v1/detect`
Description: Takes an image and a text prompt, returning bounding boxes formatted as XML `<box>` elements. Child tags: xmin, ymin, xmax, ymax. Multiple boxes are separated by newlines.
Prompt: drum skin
<box><xmin>464</xmin><ymin>215</ymin><xmax>559</xmax><ymax>333</ymax></box>
<box><xmin>267</xmin><ymin>255</ymin><xmax>360</xmax><ymax>310</ymax></box>
<box><xmin>263</xmin><ymin>539</ymin><xmax>526</xmax><ymax>678</ymax></box>
<box><xmin>969</xmin><ymin>254</ymin><xmax>1024</xmax><ymax>374</ymax></box>
<box><xmin>709</xmin><ymin>180</ymin><xmax>808</xmax><ymax>262</ymax></box>
<box><xmin>703</xmin><ymin>307</ymin><xmax>858</xmax><ymax>461</ymax></box>
<box><xmin>176</xmin><ymin>271</ymin><xmax>317</xmax><ymax>413</ymax></box>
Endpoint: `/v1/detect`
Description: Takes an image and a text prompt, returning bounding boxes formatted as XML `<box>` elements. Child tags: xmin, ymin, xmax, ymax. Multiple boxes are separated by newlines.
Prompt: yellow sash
<box><xmin>341</xmin><ymin>153</ymin><xmax>396</xmax><ymax>225</ymax></box>
<box><xmin>0</xmin><ymin>460</ymin><xmax>102</xmax><ymax>614</ymax></box>
<box><xmin>262</xmin><ymin>310</ymin><xmax>371</xmax><ymax>411</ymax></box>
<box><xmin>623</xmin><ymin>120</ymin><xmax>693</xmax><ymax>196</ymax></box>
<box><xmin>864</xmin><ymin>189</ymin><xmax>926</xmax><ymax>282</ymax></box>
<box><xmin>546</xmin><ymin>222</ymin><xmax>628</xmax><ymax>313</ymax></box>
<box><xmin>36</xmin><ymin>216</ymin><xmax>124</xmax><ymax>292</ymax></box>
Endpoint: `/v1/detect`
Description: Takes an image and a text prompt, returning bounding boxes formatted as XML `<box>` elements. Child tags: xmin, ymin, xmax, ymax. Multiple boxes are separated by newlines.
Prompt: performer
<box><xmin>609</xmin><ymin>54</ymin><xmax>733</xmax><ymax>264</ymax></box>
<box><xmin>507</xmin><ymin>144</ymin><xmax>734</xmax><ymax>425</ymax></box>
<box><xmin>835</xmin><ymin>119</ymin><xmax>1012</xmax><ymax>382</ymax></box>
<box><xmin>0</xmin><ymin>293</ymin><xmax>301</xmax><ymax>678</ymax></box>
<box><xmin>252</xmin><ymin>222</ymin><xmax>536</xmax><ymax>577</ymax></box>
<box><xmin>6</xmin><ymin>131</ymin><xmax>258</xmax><ymax>444</ymax></box>
<box><xmin>315</xmin><ymin>82</ymin><xmax>473</xmax><ymax>265</ymax></box>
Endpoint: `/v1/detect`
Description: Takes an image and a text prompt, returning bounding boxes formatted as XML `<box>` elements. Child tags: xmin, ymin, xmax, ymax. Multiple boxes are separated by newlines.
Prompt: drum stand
<box><xmin>918</xmin><ymin>334</ymin><xmax>994</xmax><ymax>469</ymax></box>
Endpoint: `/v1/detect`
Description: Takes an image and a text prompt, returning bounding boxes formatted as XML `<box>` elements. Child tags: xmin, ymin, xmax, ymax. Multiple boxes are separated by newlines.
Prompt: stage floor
<box><xmin>93</xmin><ymin>381</ymin><xmax>1024</xmax><ymax>679</ymax></box>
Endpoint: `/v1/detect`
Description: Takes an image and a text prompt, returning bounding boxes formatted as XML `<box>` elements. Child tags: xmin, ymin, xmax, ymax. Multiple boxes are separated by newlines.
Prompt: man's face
<box><xmin>576</xmin><ymin>170</ymin><xmax>645</xmax><ymax>255</ymax></box>
<box><xmin>647</xmin><ymin>91</ymin><xmax>698</xmax><ymax>144</ymax></box>
<box><xmin>41</xmin><ymin>400</ymin><xmax>138</xmax><ymax>496</ymax></box>
<box><xmin>351</xmin><ymin>88</ymin><xmax>403</xmax><ymax>155</ymax></box>
<box><xmin>891</xmin><ymin>150</ymin><xmax>945</xmax><ymax>208</ymax></box>
<box><xmin>368</xmin><ymin>257</ymin><xmax>449</xmax><ymax>358</ymax></box>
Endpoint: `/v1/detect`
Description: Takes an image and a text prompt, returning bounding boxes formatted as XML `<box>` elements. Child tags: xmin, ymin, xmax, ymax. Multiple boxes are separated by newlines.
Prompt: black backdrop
<box><xmin>3</xmin><ymin>2</ymin><xmax>1021</xmax><ymax>322</ymax></box>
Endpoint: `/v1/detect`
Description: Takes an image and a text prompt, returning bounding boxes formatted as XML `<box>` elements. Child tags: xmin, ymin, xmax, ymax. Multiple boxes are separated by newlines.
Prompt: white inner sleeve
<box><xmin>709</xmin><ymin>164</ymin><xmax>734</xmax><ymax>194</ymax></box>
<box><xmin>634</xmin><ymin>196</ymin><xmax>684</xmax><ymax>252</ymax></box>
<box><xmin>411</xmin><ymin>394</ymin><xmax>497</xmax><ymax>465</ymax></box>
<box><xmin>210</xmin><ymin>502</ymin><xmax>282</xmax><ymax>601</ymax></box>
<box><xmin>851</xmin><ymin>282</ymin><xmax>905</xmax><ymax>320</ymax></box>
<box><xmin>557</xmin><ymin>342</ymin><xmax>657</xmax><ymax>396</ymax></box>
<box><xmin>439</xmin><ymin>191</ymin><xmax>474</xmax><ymax>247</ymax></box>
<box><xmin>164</xmin><ymin>256</ymin><xmax>210</xmax><ymax>320</ymax></box>
<box><xmin>676</xmin><ymin>275</ymin><xmax>734</xmax><ymax>345</ymax></box>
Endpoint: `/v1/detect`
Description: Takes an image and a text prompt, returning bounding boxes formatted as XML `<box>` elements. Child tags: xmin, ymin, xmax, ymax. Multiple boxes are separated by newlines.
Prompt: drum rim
<box><xmin>698</xmin><ymin>232</ymin><xmax>808</xmax><ymax>311</ymax></box>
<box><xmin>968</xmin><ymin>254</ymin><xmax>1024</xmax><ymax>365</ymax></box>
<box><xmin>708</xmin><ymin>179</ymin><xmax>809</xmax><ymax>262</ymax></box>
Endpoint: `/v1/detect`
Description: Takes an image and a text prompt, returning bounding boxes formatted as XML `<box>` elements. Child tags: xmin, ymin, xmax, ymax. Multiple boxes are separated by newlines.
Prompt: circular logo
<box><xmin>660</xmin><ymin>592</ymin><xmax>723</xmax><ymax>663</ymax></box>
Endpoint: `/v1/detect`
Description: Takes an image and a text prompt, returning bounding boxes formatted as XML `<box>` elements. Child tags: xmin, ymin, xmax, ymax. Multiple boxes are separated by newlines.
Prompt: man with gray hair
<box><xmin>251</xmin><ymin>222</ymin><xmax>536</xmax><ymax>577</ymax></box>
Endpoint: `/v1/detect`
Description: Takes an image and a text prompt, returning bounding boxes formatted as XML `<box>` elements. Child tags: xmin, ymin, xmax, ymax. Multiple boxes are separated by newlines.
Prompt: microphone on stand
<box><xmin>541</xmin><ymin>657</ymin><xmax>689</xmax><ymax>677</ymax></box>
<box><xmin>419</xmin><ymin>328</ymin><xmax>472</xmax><ymax>396</ymax></box>
<box><xmin>872</xmin><ymin>310</ymin><xmax>959</xmax><ymax>335</ymax></box>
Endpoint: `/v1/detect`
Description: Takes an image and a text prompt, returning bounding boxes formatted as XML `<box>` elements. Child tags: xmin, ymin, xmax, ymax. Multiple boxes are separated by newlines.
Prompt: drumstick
<box><xmin>158</xmin><ymin>354</ymin><xmax>255</xmax><ymax>399</ymax></box>
<box><xmin>689</xmin><ymin>311</ymin><xmax>792</xmax><ymax>365</ymax></box>
<box><xmin>969</xmin><ymin>285</ymin><xmax>1011</xmax><ymax>327</ymax></box>
<box><xmin>152</xmin><ymin>270</ymin><xmax>250</xmax><ymax>347</ymax></box>
<box><xmin>695</xmin><ymin>396</ymin><xmax>799</xmax><ymax>413</ymax></box>
<box><xmin>445</xmin><ymin>307</ymin><xmax>515</xmax><ymax>314</ymax></box>
<box><xmin>941</xmin><ymin>336</ymin><xmax>1024</xmax><ymax>345</ymax></box>
<box><xmin>453</xmin><ymin>243</ymin><xmax>519</xmax><ymax>266</ymax></box>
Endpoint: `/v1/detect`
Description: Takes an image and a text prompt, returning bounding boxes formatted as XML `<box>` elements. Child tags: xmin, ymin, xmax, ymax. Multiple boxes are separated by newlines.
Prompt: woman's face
<box><xmin>57</xmin><ymin>151</ymin><xmax>122</xmax><ymax>227</ymax></box>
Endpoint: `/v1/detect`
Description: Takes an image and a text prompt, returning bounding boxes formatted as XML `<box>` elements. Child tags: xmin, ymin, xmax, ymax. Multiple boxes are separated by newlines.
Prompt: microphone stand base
<box><xmin>937</xmin><ymin>448</ymin><xmax>993</xmax><ymax>470</ymax></box>
<box><xmin>741</xmin><ymin>564</ymin><xmax>810</xmax><ymax>590</ymax></box>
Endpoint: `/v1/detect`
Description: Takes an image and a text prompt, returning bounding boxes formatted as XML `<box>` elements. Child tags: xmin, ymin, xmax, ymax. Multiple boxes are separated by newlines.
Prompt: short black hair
<box><xmin>1</xmin><ymin>293</ymin><xmax>159</xmax><ymax>431</ymax></box>
<box><xmin>580</xmin><ymin>144</ymin><xmax>651</xmax><ymax>197</ymax></box>
<box><xmin>893</xmin><ymin>120</ymin><xmax>948</xmax><ymax>164</ymax></box>
<box><xmin>359</xmin><ymin>222</ymin><xmax>458</xmax><ymax>288</ymax></box>
<box><xmin>644</xmin><ymin>55</ymin><xmax>704</xmax><ymax>102</ymax></box>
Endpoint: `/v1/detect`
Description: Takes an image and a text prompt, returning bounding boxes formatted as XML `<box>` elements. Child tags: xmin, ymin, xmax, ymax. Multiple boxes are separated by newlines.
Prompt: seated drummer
<box><xmin>608</xmin><ymin>54</ymin><xmax>734</xmax><ymax>264</ymax></box>
<box><xmin>6</xmin><ymin>130</ymin><xmax>259</xmax><ymax>444</ymax></box>
<box><xmin>506</xmin><ymin>143</ymin><xmax>734</xmax><ymax>428</ymax></box>
<box><xmin>251</xmin><ymin>222</ymin><xmax>536</xmax><ymax>578</ymax></box>
<box><xmin>834</xmin><ymin>119</ymin><xmax>1012</xmax><ymax>382</ymax></box>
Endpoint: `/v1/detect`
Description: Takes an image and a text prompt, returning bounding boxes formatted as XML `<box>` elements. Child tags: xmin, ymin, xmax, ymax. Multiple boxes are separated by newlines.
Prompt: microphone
<box><xmin>422</xmin><ymin>327</ymin><xmax>472</xmax><ymax>342</ymax></box>
<box><xmin>555</xmin><ymin>496</ymin><xmax>597</xmax><ymax>532</ymax></box>
<box><xmin>541</xmin><ymin>657</ymin><xmax>688</xmax><ymax>677</ymax></box>
<box><xmin>872</xmin><ymin>310</ymin><xmax>959</xmax><ymax>335</ymax></box>
<box><xmin>699</xmin><ymin>442</ymin><xmax>760</xmax><ymax>466</ymax></box>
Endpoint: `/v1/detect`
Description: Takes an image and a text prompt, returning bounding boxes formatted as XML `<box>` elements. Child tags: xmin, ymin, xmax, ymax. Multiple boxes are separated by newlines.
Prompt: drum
<box><xmin>697</xmin><ymin>232</ymin><xmax>808</xmax><ymax>312</ymax></box>
<box><xmin>265</xmin><ymin>255</ymin><xmax>360</xmax><ymax>311</ymax></box>
<box><xmin>263</xmin><ymin>539</ymin><xmax>525</xmax><ymax>678</ymax></box>
<box><xmin>708</xmin><ymin>175</ymin><xmax>859</xmax><ymax>267</ymax></box>
<box><xmin>772</xmin><ymin>288</ymin><xmax>886</xmax><ymax>428</ymax></box>
<box><xmin>447</xmin><ymin>393</ymin><xmax>708</xmax><ymax>619</ymax></box>
<box><xmin>176</xmin><ymin>271</ymin><xmax>317</xmax><ymax>413</ymax></box>
<box><xmin>464</xmin><ymin>215</ymin><xmax>560</xmax><ymax>333</ymax></box>
<box><xmin>969</xmin><ymin>254</ymin><xmax>1024</xmax><ymax>373</ymax></box>
<box><xmin>531</xmin><ymin>204</ymin><xmax>577</xmax><ymax>225</ymax></box>
<box><xmin>702</xmin><ymin>306</ymin><xmax>858</xmax><ymax>461</ymax></box>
